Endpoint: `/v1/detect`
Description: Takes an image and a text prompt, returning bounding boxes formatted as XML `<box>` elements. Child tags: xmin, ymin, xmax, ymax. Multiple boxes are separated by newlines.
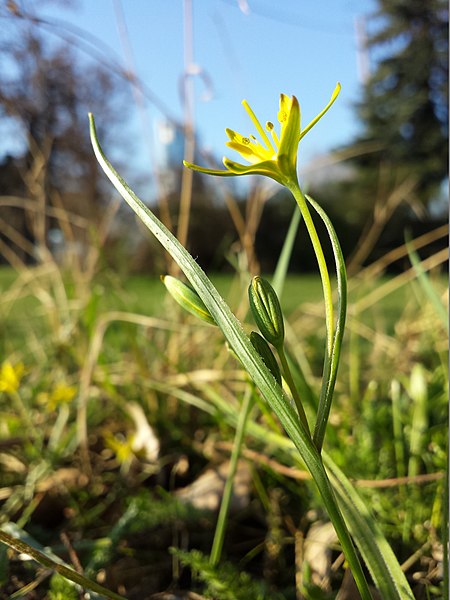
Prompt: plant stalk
<box><xmin>305</xmin><ymin>195</ymin><xmax>347</xmax><ymax>452</ymax></box>
<box><xmin>287</xmin><ymin>183</ymin><xmax>334</xmax><ymax>359</ymax></box>
<box><xmin>210</xmin><ymin>386</ymin><xmax>254</xmax><ymax>567</ymax></box>
<box><xmin>277</xmin><ymin>346</ymin><xmax>310</xmax><ymax>436</ymax></box>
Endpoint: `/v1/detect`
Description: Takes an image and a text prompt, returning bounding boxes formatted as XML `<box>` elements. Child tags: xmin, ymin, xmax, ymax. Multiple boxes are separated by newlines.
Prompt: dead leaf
<box><xmin>176</xmin><ymin>460</ymin><xmax>252</xmax><ymax>511</ymax></box>
<box><xmin>127</xmin><ymin>401</ymin><xmax>160</xmax><ymax>462</ymax></box>
<box><xmin>303</xmin><ymin>521</ymin><xmax>338</xmax><ymax>591</ymax></box>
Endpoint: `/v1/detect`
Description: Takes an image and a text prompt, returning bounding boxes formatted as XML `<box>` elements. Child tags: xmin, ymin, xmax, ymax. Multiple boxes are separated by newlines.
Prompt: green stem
<box><xmin>288</xmin><ymin>183</ymin><xmax>334</xmax><ymax>358</ymax></box>
<box><xmin>277</xmin><ymin>346</ymin><xmax>310</xmax><ymax>436</ymax></box>
<box><xmin>210</xmin><ymin>386</ymin><xmax>254</xmax><ymax>567</ymax></box>
<box><xmin>308</xmin><ymin>456</ymin><xmax>373</xmax><ymax>599</ymax></box>
<box><xmin>306</xmin><ymin>195</ymin><xmax>347</xmax><ymax>452</ymax></box>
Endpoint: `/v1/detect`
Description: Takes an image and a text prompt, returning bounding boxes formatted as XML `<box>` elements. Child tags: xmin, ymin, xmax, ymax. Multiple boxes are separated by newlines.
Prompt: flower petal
<box><xmin>242</xmin><ymin>100</ymin><xmax>276</xmax><ymax>154</ymax></box>
<box><xmin>278</xmin><ymin>95</ymin><xmax>300</xmax><ymax>179</ymax></box>
<box><xmin>223</xmin><ymin>158</ymin><xmax>285</xmax><ymax>183</ymax></box>
<box><xmin>226</xmin><ymin>129</ymin><xmax>273</xmax><ymax>162</ymax></box>
<box><xmin>183</xmin><ymin>160</ymin><xmax>236</xmax><ymax>177</ymax></box>
<box><xmin>226</xmin><ymin>143</ymin><xmax>272</xmax><ymax>163</ymax></box>
<box><xmin>277</xmin><ymin>94</ymin><xmax>291</xmax><ymax>132</ymax></box>
<box><xmin>299</xmin><ymin>82</ymin><xmax>341</xmax><ymax>141</ymax></box>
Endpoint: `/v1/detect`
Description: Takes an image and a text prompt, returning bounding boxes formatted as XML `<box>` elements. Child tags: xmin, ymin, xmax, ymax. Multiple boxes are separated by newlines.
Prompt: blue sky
<box><xmin>33</xmin><ymin>1</ymin><xmax>378</xmax><ymax>194</ymax></box>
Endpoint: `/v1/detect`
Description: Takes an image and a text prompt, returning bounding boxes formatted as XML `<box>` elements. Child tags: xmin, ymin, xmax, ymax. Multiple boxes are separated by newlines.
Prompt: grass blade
<box><xmin>405</xmin><ymin>234</ymin><xmax>448</xmax><ymax>331</ymax></box>
<box><xmin>272</xmin><ymin>207</ymin><xmax>301</xmax><ymax>298</ymax></box>
<box><xmin>0</xmin><ymin>527</ymin><xmax>126</xmax><ymax>600</ymax></box>
<box><xmin>324</xmin><ymin>455</ymin><xmax>415</xmax><ymax>600</ymax></box>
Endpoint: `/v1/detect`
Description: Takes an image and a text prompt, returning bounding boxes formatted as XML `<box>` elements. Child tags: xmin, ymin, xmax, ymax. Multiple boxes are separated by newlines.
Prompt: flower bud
<box><xmin>161</xmin><ymin>275</ymin><xmax>216</xmax><ymax>325</ymax></box>
<box><xmin>250</xmin><ymin>331</ymin><xmax>281</xmax><ymax>385</ymax></box>
<box><xmin>248</xmin><ymin>276</ymin><xmax>284</xmax><ymax>347</ymax></box>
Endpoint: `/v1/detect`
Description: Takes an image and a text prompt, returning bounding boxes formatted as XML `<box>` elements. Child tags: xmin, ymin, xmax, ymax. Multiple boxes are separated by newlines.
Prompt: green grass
<box><xmin>0</xmin><ymin>266</ymin><xmax>19</xmax><ymax>288</ymax></box>
<box><xmin>1</xmin><ymin>264</ymin><xmax>445</xmax><ymax>318</ymax></box>
<box><xmin>0</xmin><ymin>264</ymin><xmax>447</xmax><ymax>599</ymax></box>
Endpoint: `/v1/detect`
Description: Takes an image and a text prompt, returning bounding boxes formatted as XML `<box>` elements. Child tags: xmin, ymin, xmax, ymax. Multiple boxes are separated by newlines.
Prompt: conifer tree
<box><xmin>355</xmin><ymin>0</ymin><xmax>448</xmax><ymax>203</ymax></box>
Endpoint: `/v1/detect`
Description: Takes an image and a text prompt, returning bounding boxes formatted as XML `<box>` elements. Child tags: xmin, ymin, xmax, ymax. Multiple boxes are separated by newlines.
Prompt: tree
<box><xmin>0</xmin><ymin>1</ymin><xmax>131</xmax><ymax>261</ymax></box>
<box><xmin>310</xmin><ymin>0</ymin><xmax>448</xmax><ymax>272</ymax></box>
<box><xmin>355</xmin><ymin>0</ymin><xmax>448</xmax><ymax>203</ymax></box>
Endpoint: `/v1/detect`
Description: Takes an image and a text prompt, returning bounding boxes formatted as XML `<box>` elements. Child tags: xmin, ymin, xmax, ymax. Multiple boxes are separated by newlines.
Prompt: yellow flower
<box><xmin>0</xmin><ymin>361</ymin><xmax>24</xmax><ymax>394</ymax></box>
<box><xmin>184</xmin><ymin>83</ymin><xmax>341</xmax><ymax>186</ymax></box>
<box><xmin>38</xmin><ymin>383</ymin><xmax>77</xmax><ymax>412</ymax></box>
<box><xmin>103</xmin><ymin>432</ymin><xmax>134</xmax><ymax>469</ymax></box>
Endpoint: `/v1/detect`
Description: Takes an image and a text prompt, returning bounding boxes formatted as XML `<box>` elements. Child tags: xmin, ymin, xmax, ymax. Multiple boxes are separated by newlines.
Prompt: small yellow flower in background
<box><xmin>184</xmin><ymin>83</ymin><xmax>341</xmax><ymax>186</ymax></box>
<box><xmin>103</xmin><ymin>432</ymin><xmax>135</xmax><ymax>471</ymax></box>
<box><xmin>0</xmin><ymin>361</ymin><xmax>24</xmax><ymax>394</ymax></box>
<box><xmin>38</xmin><ymin>383</ymin><xmax>77</xmax><ymax>412</ymax></box>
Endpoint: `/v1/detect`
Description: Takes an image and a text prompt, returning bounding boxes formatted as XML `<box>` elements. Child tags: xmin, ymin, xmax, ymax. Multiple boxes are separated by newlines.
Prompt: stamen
<box><xmin>270</xmin><ymin>129</ymin><xmax>280</xmax><ymax>148</ymax></box>
<box><xmin>265</xmin><ymin>122</ymin><xmax>280</xmax><ymax>149</ymax></box>
<box><xmin>242</xmin><ymin>100</ymin><xmax>277</xmax><ymax>155</ymax></box>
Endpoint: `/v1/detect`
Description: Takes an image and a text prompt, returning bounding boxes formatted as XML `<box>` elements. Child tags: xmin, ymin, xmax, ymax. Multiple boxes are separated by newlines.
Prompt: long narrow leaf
<box><xmin>199</xmin><ymin>390</ymin><xmax>415</xmax><ymax>600</ymax></box>
<box><xmin>217</xmin><ymin>400</ymin><xmax>415</xmax><ymax>600</ymax></box>
<box><xmin>324</xmin><ymin>457</ymin><xmax>415</xmax><ymax>600</ymax></box>
<box><xmin>0</xmin><ymin>528</ymin><xmax>125</xmax><ymax>600</ymax></box>
<box><xmin>89</xmin><ymin>113</ymin><xmax>373</xmax><ymax>599</ymax></box>
<box><xmin>405</xmin><ymin>234</ymin><xmax>448</xmax><ymax>331</ymax></box>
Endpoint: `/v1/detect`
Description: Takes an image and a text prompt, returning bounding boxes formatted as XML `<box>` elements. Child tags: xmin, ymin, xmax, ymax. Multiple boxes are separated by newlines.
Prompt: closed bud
<box><xmin>248</xmin><ymin>276</ymin><xmax>285</xmax><ymax>347</ymax></box>
<box><xmin>161</xmin><ymin>275</ymin><xmax>216</xmax><ymax>325</ymax></box>
<box><xmin>250</xmin><ymin>331</ymin><xmax>282</xmax><ymax>385</ymax></box>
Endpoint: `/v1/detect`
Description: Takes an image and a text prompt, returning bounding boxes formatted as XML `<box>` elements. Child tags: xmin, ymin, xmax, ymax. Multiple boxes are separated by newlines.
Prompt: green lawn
<box><xmin>1</xmin><ymin>265</ymin><xmax>446</xmax><ymax>338</ymax></box>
